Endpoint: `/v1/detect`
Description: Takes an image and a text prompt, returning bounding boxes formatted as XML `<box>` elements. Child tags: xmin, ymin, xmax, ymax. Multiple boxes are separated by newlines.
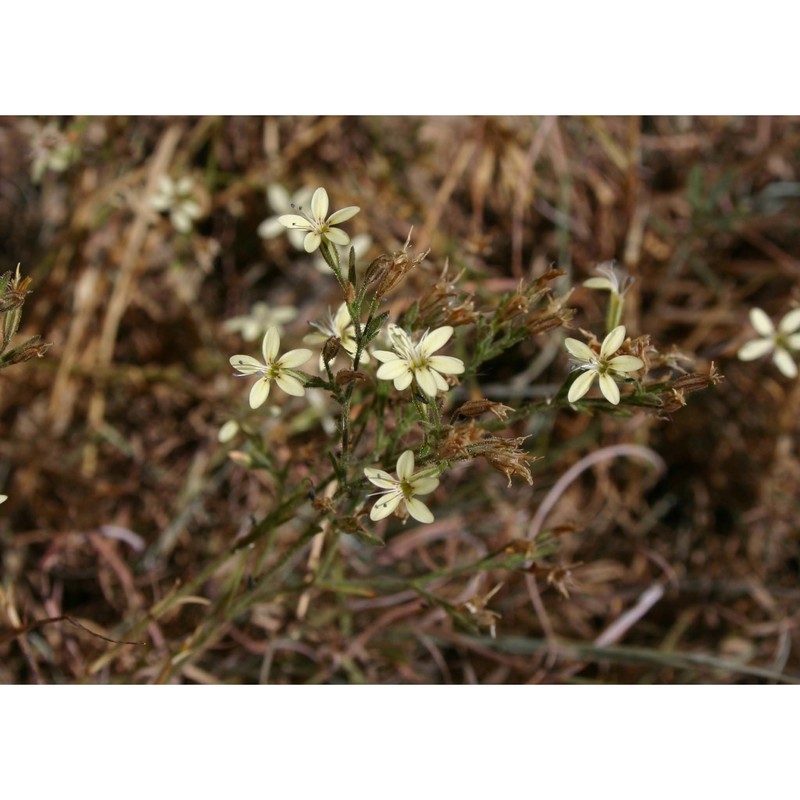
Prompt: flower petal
<box><xmin>182</xmin><ymin>200</ymin><xmax>202</xmax><ymax>219</ymax></box>
<box><xmin>334</xmin><ymin>303</ymin><xmax>352</xmax><ymax>332</ymax></box>
<box><xmin>262</xmin><ymin>328</ymin><xmax>280</xmax><ymax>362</ymax></box>
<box><xmin>325</xmin><ymin>228</ymin><xmax>350</xmax><ymax>246</ymax></box>
<box><xmin>278</xmin><ymin>348</ymin><xmax>312</xmax><ymax>369</ymax></box>
<box><xmin>267</xmin><ymin>183</ymin><xmax>290</xmax><ymax>211</ymax></box>
<box><xmin>415</xmin><ymin>367</ymin><xmax>439</xmax><ymax>397</ymax></box>
<box><xmin>328</xmin><ymin>206</ymin><xmax>360</xmax><ymax>224</ymax></box>
<box><xmin>258</xmin><ymin>217</ymin><xmax>284</xmax><ymax>239</ymax></box>
<box><xmin>750</xmin><ymin>308</ymin><xmax>774</xmax><ymax>337</ymax></box>
<box><xmin>370</xmin><ymin>491</ymin><xmax>402</xmax><ymax>521</ymax></box>
<box><xmin>372</xmin><ymin>350</ymin><xmax>401</xmax><ymax>363</ymax></box>
<box><xmin>172</xmin><ymin>209</ymin><xmax>192</xmax><ymax>233</ymax></box>
<box><xmin>230</xmin><ymin>355</ymin><xmax>265</xmax><ymax>374</ymax></box>
<box><xmin>409</xmin><ymin>476</ymin><xmax>439</xmax><ymax>495</ymax></box>
<box><xmin>311</xmin><ymin>187</ymin><xmax>329</xmax><ymax>221</ymax></box>
<box><xmin>275</xmin><ymin>373</ymin><xmax>306</xmax><ymax>396</ymax></box>
<box><xmin>396</xmin><ymin>450</ymin><xmax>415</xmax><ymax>479</ymax></box>
<box><xmin>377</xmin><ymin>360</ymin><xmax>411</xmax><ymax>380</ymax></box>
<box><xmin>304</xmin><ymin>232</ymin><xmax>322</xmax><ymax>253</ymax></box>
<box><xmin>419</xmin><ymin>326</ymin><xmax>453</xmax><ymax>356</ymax></box>
<box><xmin>598</xmin><ymin>373</ymin><xmax>621</xmax><ymax>405</ymax></box>
<box><xmin>568</xmin><ymin>370</ymin><xmax>596</xmax><ymax>402</ymax></box>
<box><xmin>600</xmin><ymin>325</ymin><xmax>626</xmax><ymax>357</ymax></box>
<box><xmin>773</xmin><ymin>348</ymin><xmax>798</xmax><ymax>378</ymax></box>
<box><xmin>786</xmin><ymin>333</ymin><xmax>800</xmax><ymax>351</ymax></box>
<box><xmin>363</xmin><ymin>468</ymin><xmax>396</xmax><ymax>488</ymax></box>
<box><xmin>277</xmin><ymin>214</ymin><xmax>311</xmax><ymax>230</ymax></box>
<box><xmin>737</xmin><ymin>338</ymin><xmax>773</xmax><ymax>361</ymax></box>
<box><xmin>778</xmin><ymin>308</ymin><xmax>800</xmax><ymax>334</ymax></box>
<box><xmin>404</xmin><ymin>497</ymin><xmax>434</xmax><ymax>524</ymax></box>
<box><xmin>427</xmin><ymin>355</ymin><xmax>465</xmax><ymax>375</ymax></box>
<box><xmin>583</xmin><ymin>277</ymin><xmax>613</xmax><ymax>290</ymax></box>
<box><xmin>430</xmin><ymin>369</ymin><xmax>450</xmax><ymax>392</ymax></box>
<box><xmin>564</xmin><ymin>338</ymin><xmax>595</xmax><ymax>362</ymax></box>
<box><xmin>249</xmin><ymin>378</ymin><xmax>271</xmax><ymax>408</ymax></box>
<box><xmin>394</xmin><ymin>371</ymin><xmax>414</xmax><ymax>390</ymax></box>
<box><xmin>608</xmin><ymin>355</ymin><xmax>644</xmax><ymax>373</ymax></box>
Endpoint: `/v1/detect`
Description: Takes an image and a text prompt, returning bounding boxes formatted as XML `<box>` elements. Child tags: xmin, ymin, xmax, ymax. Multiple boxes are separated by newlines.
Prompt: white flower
<box><xmin>258</xmin><ymin>184</ymin><xmax>313</xmax><ymax>250</ymax></box>
<box><xmin>565</xmin><ymin>325</ymin><xmax>644</xmax><ymax>405</ymax></box>
<box><xmin>314</xmin><ymin>233</ymin><xmax>373</xmax><ymax>274</ymax></box>
<box><xmin>0</xmin><ymin>494</ymin><xmax>7</xmax><ymax>505</ymax></box>
<box><xmin>303</xmin><ymin>303</ymin><xmax>370</xmax><ymax>370</ymax></box>
<box><xmin>223</xmin><ymin>302</ymin><xmax>298</xmax><ymax>341</ymax></box>
<box><xmin>373</xmin><ymin>324</ymin><xmax>465</xmax><ymax>398</ymax></box>
<box><xmin>278</xmin><ymin>187</ymin><xmax>360</xmax><ymax>253</ymax></box>
<box><xmin>364</xmin><ymin>450</ymin><xmax>440</xmax><ymax>524</ymax></box>
<box><xmin>150</xmin><ymin>176</ymin><xmax>203</xmax><ymax>233</ymax></box>
<box><xmin>737</xmin><ymin>307</ymin><xmax>800</xmax><ymax>378</ymax></box>
<box><xmin>583</xmin><ymin>261</ymin><xmax>633</xmax><ymax>297</ymax></box>
<box><xmin>229</xmin><ymin>327</ymin><xmax>312</xmax><ymax>408</ymax></box>
<box><xmin>28</xmin><ymin>122</ymin><xmax>78</xmax><ymax>182</ymax></box>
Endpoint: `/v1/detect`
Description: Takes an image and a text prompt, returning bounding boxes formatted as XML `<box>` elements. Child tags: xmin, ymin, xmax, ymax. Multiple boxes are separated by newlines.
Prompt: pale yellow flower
<box><xmin>364</xmin><ymin>450</ymin><xmax>439</xmax><ymax>524</ymax></box>
<box><xmin>303</xmin><ymin>303</ymin><xmax>370</xmax><ymax>370</ymax></box>
<box><xmin>150</xmin><ymin>176</ymin><xmax>203</xmax><ymax>233</ymax></box>
<box><xmin>565</xmin><ymin>325</ymin><xmax>643</xmax><ymax>405</ymax></box>
<box><xmin>229</xmin><ymin>327</ymin><xmax>312</xmax><ymax>408</ymax></box>
<box><xmin>583</xmin><ymin>261</ymin><xmax>633</xmax><ymax>297</ymax></box>
<box><xmin>258</xmin><ymin>184</ymin><xmax>313</xmax><ymax>250</ymax></box>
<box><xmin>0</xmin><ymin>494</ymin><xmax>7</xmax><ymax>505</ymax></box>
<box><xmin>223</xmin><ymin>302</ymin><xmax>298</xmax><ymax>341</ymax></box>
<box><xmin>278</xmin><ymin>187</ymin><xmax>360</xmax><ymax>253</ymax></box>
<box><xmin>373</xmin><ymin>324</ymin><xmax>464</xmax><ymax>397</ymax></box>
<box><xmin>28</xmin><ymin>121</ymin><xmax>78</xmax><ymax>182</ymax></box>
<box><xmin>737</xmin><ymin>307</ymin><xmax>800</xmax><ymax>379</ymax></box>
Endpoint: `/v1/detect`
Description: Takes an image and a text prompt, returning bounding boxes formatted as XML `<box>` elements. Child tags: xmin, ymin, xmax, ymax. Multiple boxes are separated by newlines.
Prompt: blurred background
<box><xmin>1</xmin><ymin>116</ymin><xmax>799</xmax><ymax>683</ymax></box>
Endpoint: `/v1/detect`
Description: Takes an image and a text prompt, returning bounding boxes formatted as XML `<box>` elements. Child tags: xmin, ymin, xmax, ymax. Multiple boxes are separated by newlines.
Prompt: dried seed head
<box><xmin>660</xmin><ymin>388</ymin><xmax>687</xmax><ymax>414</ymax></box>
<box><xmin>417</xmin><ymin>262</ymin><xmax>478</xmax><ymax>329</ymax></box>
<box><xmin>3</xmin><ymin>336</ymin><xmax>51</xmax><ymax>364</ymax></box>
<box><xmin>453</xmin><ymin>398</ymin><xmax>515</xmax><ymax>421</ymax></box>
<box><xmin>525</xmin><ymin>308</ymin><xmax>574</xmax><ymax>336</ymax></box>
<box><xmin>498</xmin><ymin>284</ymin><xmax>529</xmax><ymax>323</ymax></box>
<box><xmin>312</xmin><ymin>495</ymin><xmax>336</xmax><ymax>514</ymax></box>
<box><xmin>482</xmin><ymin>450</ymin><xmax>535</xmax><ymax>487</ymax></box>
<box><xmin>437</xmin><ymin>421</ymin><xmax>485</xmax><ymax>460</ymax></box>
<box><xmin>672</xmin><ymin>363</ymin><xmax>724</xmax><ymax>394</ymax></box>
<box><xmin>366</xmin><ymin>231</ymin><xmax>430</xmax><ymax>299</ymax></box>
<box><xmin>478</xmin><ymin>436</ymin><xmax>538</xmax><ymax>487</ymax></box>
